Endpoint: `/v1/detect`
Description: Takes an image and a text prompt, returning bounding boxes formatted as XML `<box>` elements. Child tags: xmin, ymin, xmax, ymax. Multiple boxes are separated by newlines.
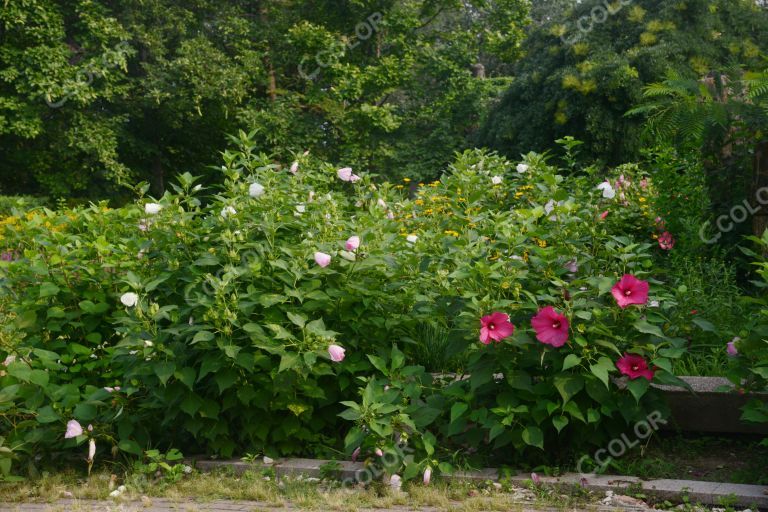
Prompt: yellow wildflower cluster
<box><xmin>443</xmin><ymin>230</ymin><xmax>460</xmax><ymax>237</ymax></box>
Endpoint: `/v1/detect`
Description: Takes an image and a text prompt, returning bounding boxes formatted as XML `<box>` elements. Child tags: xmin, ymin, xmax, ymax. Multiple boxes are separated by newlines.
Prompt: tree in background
<box><xmin>478</xmin><ymin>0</ymin><xmax>768</xmax><ymax>166</ymax></box>
<box><xmin>0</xmin><ymin>0</ymin><xmax>530</xmax><ymax>198</ymax></box>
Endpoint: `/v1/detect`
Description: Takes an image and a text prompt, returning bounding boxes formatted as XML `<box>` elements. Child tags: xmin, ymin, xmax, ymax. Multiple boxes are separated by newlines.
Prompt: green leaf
<box><xmin>390</xmin><ymin>345</ymin><xmax>405</xmax><ymax>370</ymax></box>
<box><xmin>74</xmin><ymin>403</ymin><xmax>97</xmax><ymax>421</ymax></box>
<box><xmin>627</xmin><ymin>378</ymin><xmax>650</xmax><ymax>402</ymax></box>
<box><xmin>751</xmin><ymin>367</ymin><xmax>768</xmax><ymax>379</ymax></box>
<box><xmin>278</xmin><ymin>353</ymin><xmax>300</xmax><ymax>373</ymax></box>
<box><xmin>39</xmin><ymin>282</ymin><xmax>60</xmax><ymax>298</ymax></box>
<box><xmin>118</xmin><ymin>439</ymin><xmax>142</xmax><ymax>456</ymax></box>
<box><xmin>450</xmin><ymin>402</ymin><xmax>468</xmax><ymax>424</ymax></box>
<box><xmin>633</xmin><ymin>320</ymin><xmax>664</xmax><ymax>338</ymax></box>
<box><xmin>522</xmin><ymin>425</ymin><xmax>544</xmax><ymax>450</ymax></box>
<box><xmin>553</xmin><ymin>375</ymin><xmax>584</xmax><ymax>404</ymax></box>
<box><xmin>692</xmin><ymin>318</ymin><xmax>716</xmax><ymax>332</ymax></box>
<box><xmin>563</xmin><ymin>401</ymin><xmax>586</xmax><ymax>422</ymax></box>
<box><xmin>562</xmin><ymin>354</ymin><xmax>581</xmax><ymax>371</ymax></box>
<box><xmin>589</xmin><ymin>357</ymin><xmax>615</xmax><ymax>388</ymax></box>
<box><xmin>192</xmin><ymin>331</ymin><xmax>215</xmax><ymax>344</ymax></box>
<box><xmin>29</xmin><ymin>369</ymin><xmax>49</xmax><ymax>387</ymax></box>
<box><xmin>36</xmin><ymin>405</ymin><xmax>60</xmax><ymax>424</ymax></box>
<box><xmin>215</xmin><ymin>368</ymin><xmax>238</xmax><ymax>392</ymax></box>
<box><xmin>176</xmin><ymin>367</ymin><xmax>197</xmax><ymax>389</ymax></box>
<box><xmin>154</xmin><ymin>362</ymin><xmax>176</xmax><ymax>385</ymax></box>
<box><xmin>287</xmin><ymin>312</ymin><xmax>307</xmax><ymax>328</ymax></box>
<box><xmin>552</xmin><ymin>415</ymin><xmax>569</xmax><ymax>433</ymax></box>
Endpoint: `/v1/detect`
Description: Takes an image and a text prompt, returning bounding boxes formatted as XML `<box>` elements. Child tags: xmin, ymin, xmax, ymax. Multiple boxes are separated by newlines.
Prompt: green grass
<box><xmin>0</xmin><ymin>468</ymin><xmax>596</xmax><ymax>511</ymax></box>
<box><xmin>606</xmin><ymin>433</ymin><xmax>768</xmax><ymax>485</ymax></box>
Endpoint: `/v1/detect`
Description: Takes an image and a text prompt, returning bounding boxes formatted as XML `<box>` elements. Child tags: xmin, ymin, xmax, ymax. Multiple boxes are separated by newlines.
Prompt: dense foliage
<box><xmin>0</xmin><ymin>0</ymin><xmax>528</xmax><ymax>198</ymax></box>
<box><xmin>479</xmin><ymin>0</ymin><xmax>768</xmax><ymax>166</ymax></box>
<box><xmin>0</xmin><ymin>138</ymin><xmax>706</xmax><ymax>478</ymax></box>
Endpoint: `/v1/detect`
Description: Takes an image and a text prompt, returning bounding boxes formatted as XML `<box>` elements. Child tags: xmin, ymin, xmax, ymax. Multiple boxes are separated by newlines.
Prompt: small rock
<box><xmin>306</xmin><ymin>477</ymin><xmax>320</xmax><ymax>483</ymax></box>
<box><xmin>140</xmin><ymin>496</ymin><xmax>152</xmax><ymax>507</ymax></box>
<box><xmin>61</xmin><ymin>491</ymin><xmax>73</xmax><ymax>498</ymax></box>
<box><xmin>492</xmin><ymin>482</ymin><xmax>502</xmax><ymax>490</ymax></box>
<box><xmin>612</xmin><ymin>494</ymin><xmax>648</xmax><ymax>508</ymax></box>
<box><xmin>263</xmin><ymin>456</ymin><xmax>274</xmax><ymax>465</ymax></box>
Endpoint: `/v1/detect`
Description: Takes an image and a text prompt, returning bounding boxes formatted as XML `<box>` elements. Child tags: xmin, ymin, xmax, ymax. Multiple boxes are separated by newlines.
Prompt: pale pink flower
<box><xmin>314</xmin><ymin>252</ymin><xmax>331</xmax><ymax>268</ymax></box>
<box><xmin>65</xmin><ymin>420</ymin><xmax>83</xmax><ymax>439</ymax></box>
<box><xmin>345</xmin><ymin>236</ymin><xmax>360</xmax><ymax>251</ymax></box>
<box><xmin>87</xmin><ymin>439</ymin><xmax>96</xmax><ymax>462</ymax></box>
<box><xmin>337</xmin><ymin>167</ymin><xmax>361</xmax><ymax>182</ymax></box>
<box><xmin>375</xmin><ymin>448</ymin><xmax>384</xmax><ymax>457</ymax></box>
<box><xmin>328</xmin><ymin>344</ymin><xmax>345</xmax><ymax>362</ymax></box>
<box><xmin>290</xmin><ymin>161</ymin><xmax>299</xmax><ymax>174</ymax></box>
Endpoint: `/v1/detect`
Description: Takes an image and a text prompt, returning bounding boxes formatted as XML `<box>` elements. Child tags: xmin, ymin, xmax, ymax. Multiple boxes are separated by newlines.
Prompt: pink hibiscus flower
<box><xmin>479</xmin><ymin>312</ymin><xmax>515</xmax><ymax>344</ymax></box>
<box><xmin>531</xmin><ymin>306</ymin><xmax>570</xmax><ymax>347</ymax></box>
<box><xmin>616</xmin><ymin>353</ymin><xmax>655</xmax><ymax>381</ymax></box>
<box><xmin>611</xmin><ymin>274</ymin><xmax>649</xmax><ymax>308</ymax></box>
<box><xmin>658</xmin><ymin>232</ymin><xmax>675</xmax><ymax>250</ymax></box>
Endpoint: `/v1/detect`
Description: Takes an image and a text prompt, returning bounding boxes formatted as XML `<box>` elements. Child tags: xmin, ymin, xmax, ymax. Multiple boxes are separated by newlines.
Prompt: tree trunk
<box><xmin>752</xmin><ymin>140</ymin><xmax>768</xmax><ymax>238</ymax></box>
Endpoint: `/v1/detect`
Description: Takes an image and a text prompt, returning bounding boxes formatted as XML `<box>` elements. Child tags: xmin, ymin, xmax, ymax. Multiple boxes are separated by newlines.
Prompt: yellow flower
<box><xmin>639</xmin><ymin>197</ymin><xmax>647</xmax><ymax>203</ymax></box>
<box><xmin>501</xmin><ymin>281</ymin><xmax>510</xmax><ymax>289</ymax></box>
<box><xmin>403</xmin><ymin>178</ymin><xmax>411</xmax><ymax>183</ymax></box>
<box><xmin>414</xmin><ymin>199</ymin><xmax>424</xmax><ymax>206</ymax></box>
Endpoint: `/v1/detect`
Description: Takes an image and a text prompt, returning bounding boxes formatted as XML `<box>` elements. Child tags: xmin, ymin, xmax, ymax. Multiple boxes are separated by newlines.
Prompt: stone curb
<box><xmin>194</xmin><ymin>458</ymin><xmax>768</xmax><ymax>509</ymax></box>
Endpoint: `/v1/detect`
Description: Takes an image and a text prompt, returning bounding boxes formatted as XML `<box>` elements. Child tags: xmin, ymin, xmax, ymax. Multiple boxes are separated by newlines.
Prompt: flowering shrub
<box><xmin>724</xmin><ymin>232</ymin><xmax>768</xmax><ymax>432</ymax></box>
<box><xmin>0</xmin><ymin>134</ymin><xmax>692</xmax><ymax>478</ymax></box>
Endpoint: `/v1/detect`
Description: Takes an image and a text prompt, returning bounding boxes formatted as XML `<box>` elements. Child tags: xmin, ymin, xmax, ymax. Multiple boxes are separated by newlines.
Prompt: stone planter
<box><xmin>658</xmin><ymin>376</ymin><xmax>768</xmax><ymax>435</ymax></box>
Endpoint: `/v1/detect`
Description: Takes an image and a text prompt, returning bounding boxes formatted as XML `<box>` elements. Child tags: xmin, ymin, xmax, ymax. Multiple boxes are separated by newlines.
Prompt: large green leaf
<box><xmin>553</xmin><ymin>375</ymin><xmax>584</xmax><ymax>404</ymax></box>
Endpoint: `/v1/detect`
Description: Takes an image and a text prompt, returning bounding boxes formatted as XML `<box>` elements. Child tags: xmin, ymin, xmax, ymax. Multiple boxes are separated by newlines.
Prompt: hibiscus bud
<box><xmin>351</xmin><ymin>447</ymin><xmax>360</xmax><ymax>462</ymax></box>
<box><xmin>328</xmin><ymin>344</ymin><xmax>345</xmax><ymax>362</ymax></box>
<box><xmin>290</xmin><ymin>161</ymin><xmax>299</xmax><ymax>174</ymax></box>
<box><xmin>531</xmin><ymin>472</ymin><xmax>541</xmax><ymax>486</ymax></box>
<box><xmin>375</xmin><ymin>448</ymin><xmax>383</xmax><ymax>457</ymax></box>
<box><xmin>88</xmin><ymin>439</ymin><xmax>96</xmax><ymax>463</ymax></box>
<box><xmin>423</xmin><ymin>466</ymin><xmax>432</xmax><ymax>485</ymax></box>
<box><xmin>727</xmin><ymin>338</ymin><xmax>739</xmax><ymax>356</ymax></box>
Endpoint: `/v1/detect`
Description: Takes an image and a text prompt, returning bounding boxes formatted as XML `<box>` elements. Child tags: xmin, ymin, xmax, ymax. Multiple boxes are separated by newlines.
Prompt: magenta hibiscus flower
<box><xmin>479</xmin><ymin>312</ymin><xmax>515</xmax><ymax>345</ymax></box>
<box><xmin>616</xmin><ymin>353</ymin><xmax>655</xmax><ymax>381</ymax></box>
<box><xmin>531</xmin><ymin>306</ymin><xmax>569</xmax><ymax>347</ymax></box>
<box><xmin>611</xmin><ymin>274</ymin><xmax>649</xmax><ymax>308</ymax></box>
